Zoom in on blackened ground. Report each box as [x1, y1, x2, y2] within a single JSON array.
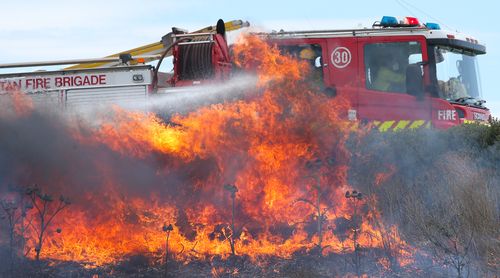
[[0, 250, 440, 278]]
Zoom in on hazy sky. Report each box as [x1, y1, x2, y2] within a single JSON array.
[[1, 0, 498, 116]]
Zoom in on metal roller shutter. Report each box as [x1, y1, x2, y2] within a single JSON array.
[[66, 86, 147, 106]]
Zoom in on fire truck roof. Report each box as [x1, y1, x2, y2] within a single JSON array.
[[257, 25, 486, 55]]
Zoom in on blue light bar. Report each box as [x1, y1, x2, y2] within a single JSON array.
[[425, 22, 441, 30], [380, 16, 399, 27]]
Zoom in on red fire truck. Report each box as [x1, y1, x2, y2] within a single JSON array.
[[255, 16, 490, 130], [0, 17, 490, 130]]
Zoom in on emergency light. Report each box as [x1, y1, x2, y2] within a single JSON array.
[[425, 22, 441, 30], [379, 16, 421, 27], [404, 17, 420, 26], [380, 16, 399, 27]]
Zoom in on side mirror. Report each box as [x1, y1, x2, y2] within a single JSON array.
[[406, 64, 424, 100], [314, 56, 323, 68], [435, 48, 444, 63]]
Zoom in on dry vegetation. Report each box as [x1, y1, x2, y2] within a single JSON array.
[[350, 119, 500, 277]]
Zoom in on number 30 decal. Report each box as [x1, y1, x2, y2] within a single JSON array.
[[331, 47, 352, 69]]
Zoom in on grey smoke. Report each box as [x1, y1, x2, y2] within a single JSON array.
[[348, 127, 500, 276]]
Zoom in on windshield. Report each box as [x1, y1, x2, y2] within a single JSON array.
[[434, 45, 482, 101]]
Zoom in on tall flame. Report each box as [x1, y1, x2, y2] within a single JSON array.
[[7, 34, 413, 267]]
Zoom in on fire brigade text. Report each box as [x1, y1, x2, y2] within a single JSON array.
[[6, 74, 107, 91]]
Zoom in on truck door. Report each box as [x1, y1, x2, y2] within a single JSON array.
[[356, 36, 431, 131], [325, 37, 359, 115]]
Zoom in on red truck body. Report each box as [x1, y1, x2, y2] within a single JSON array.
[[168, 18, 490, 131]]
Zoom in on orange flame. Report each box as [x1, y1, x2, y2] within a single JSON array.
[[10, 34, 414, 268], [1, 89, 34, 117]]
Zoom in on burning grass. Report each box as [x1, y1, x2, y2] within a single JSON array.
[[0, 34, 498, 277]]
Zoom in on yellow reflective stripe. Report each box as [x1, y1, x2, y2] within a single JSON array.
[[462, 120, 490, 126], [379, 121, 395, 132], [393, 120, 411, 131], [356, 119, 430, 132], [409, 120, 425, 129]]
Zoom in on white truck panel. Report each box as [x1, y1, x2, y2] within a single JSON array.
[[66, 86, 147, 106]]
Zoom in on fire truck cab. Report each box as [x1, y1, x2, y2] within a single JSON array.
[[258, 16, 489, 130]]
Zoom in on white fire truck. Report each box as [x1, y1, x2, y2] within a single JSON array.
[[0, 19, 247, 108]]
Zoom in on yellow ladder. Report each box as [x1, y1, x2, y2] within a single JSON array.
[[65, 19, 249, 70]]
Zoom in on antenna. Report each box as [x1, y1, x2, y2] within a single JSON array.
[[394, 0, 455, 31]]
